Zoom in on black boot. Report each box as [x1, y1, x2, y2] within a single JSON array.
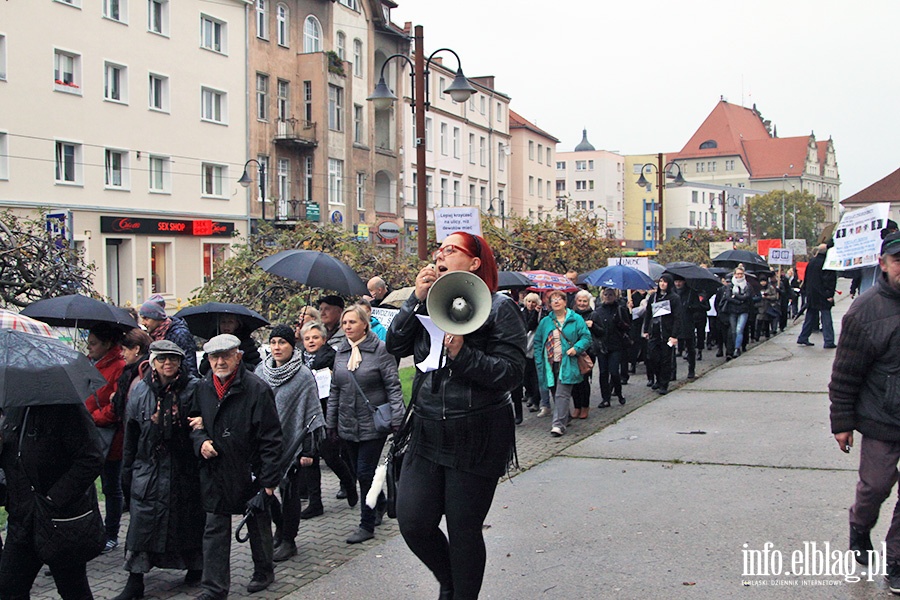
[[111, 573, 144, 600], [513, 398, 523, 425], [301, 463, 324, 519]]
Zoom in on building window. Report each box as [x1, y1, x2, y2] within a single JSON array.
[[328, 85, 343, 131], [203, 243, 228, 284], [528, 141, 534, 160], [453, 180, 460, 206], [353, 39, 363, 78], [0, 35, 5, 81], [440, 123, 448, 155], [498, 143, 505, 171], [200, 15, 225, 53], [588, 160, 594, 170], [53, 49, 81, 93], [528, 176, 534, 196], [547, 147, 551, 165], [480, 186, 486, 212], [201, 87, 225, 123], [276, 79, 289, 121], [696, 162, 705, 173], [336, 31, 345, 60], [556, 180, 565, 192], [557, 161, 565, 170], [104, 149, 128, 189], [589, 180, 594, 190], [576, 160, 586, 171], [277, 158, 289, 215], [537, 144, 543, 164], [256, 0, 268, 39], [148, 73, 168, 111], [148, 0, 168, 35], [303, 16, 322, 53], [150, 242, 170, 294], [356, 172, 365, 209], [256, 74, 268, 121], [328, 159, 343, 205], [54, 141, 81, 184], [725, 159, 735, 171], [496, 102, 502, 122], [0, 133, 8, 180], [468, 184, 475, 207], [468, 134, 474, 164], [425, 176, 433, 208], [479, 137, 486, 166], [453, 128, 460, 158], [440, 178, 448, 207], [689, 211, 696, 226], [709, 161, 717, 172], [202, 163, 225, 197], [276, 4, 289, 46], [479, 96, 485, 115], [338, 0, 360, 10], [149, 155, 170, 192], [104, 62, 126, 103], [575, 180, 587, 191], [692, 190, 698, 203], [256, 155, 268, 202], [468, 95, 475, 112], [303, 80, 312, 121], [103, 0, 125, 23], [547, 181, 551, 200], [425, 118, 432, 151], [353, 104, 363, 144]]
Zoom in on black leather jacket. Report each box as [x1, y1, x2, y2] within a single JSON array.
[[386, 292, 526, 420]]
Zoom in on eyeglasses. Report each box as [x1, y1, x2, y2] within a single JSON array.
[[209, 351, 237, 363], [155, 355, 181, 364], [431, 244, 473, 262]]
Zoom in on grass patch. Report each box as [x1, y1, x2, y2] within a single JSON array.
[[400, 365, 415, 405]]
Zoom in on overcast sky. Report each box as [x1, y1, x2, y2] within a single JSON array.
[[390, 0, 898, 198]]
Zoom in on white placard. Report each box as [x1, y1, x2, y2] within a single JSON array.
[[312, 368, 332, 399], [607, 256, 649, 276], [434, 207, 483, 242], [767, 248, 794, 266], [414, 315, 445, 372], [786, 238, 808, 257], [828, 203, 890, 270], [651, 299, 671, 317], [371, 307, 398, 330], [709, 241, 735, 259]]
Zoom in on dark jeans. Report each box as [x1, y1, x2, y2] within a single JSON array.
[[596, 350, 621, 401], [279, 458, 320, 542], [318, 398, 356, 493], [397, 453, 499, 600], [201, 510, 273, 599], [849, 436, 900, 562], [681, 333, 696, 376], [646, 337, 673, 389], [101, 458, 123, 541], [345, 437, 387, 532], [0, 524, 93, 600], [571, 375, 591, 409], [797, 306, 834, 346]]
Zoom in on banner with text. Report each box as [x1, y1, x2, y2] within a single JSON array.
[[434, 207, 482, 242], [768, 248, 793, 266], [608, 256, 650, 276], [827, 203, 890, 270], [709, 241, 735, 260]]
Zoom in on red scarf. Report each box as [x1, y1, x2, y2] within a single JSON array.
[[149, 317, 172, 342], [213, 369, 238, 400]]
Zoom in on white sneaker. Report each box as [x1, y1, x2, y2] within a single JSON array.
[[550, 426, 563, 437], [537, 407, 551, 418]]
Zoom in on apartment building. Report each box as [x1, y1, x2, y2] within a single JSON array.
[[555, 130, 624, 238], [508, 110, 558, 222], [0, 0, 249, 306]]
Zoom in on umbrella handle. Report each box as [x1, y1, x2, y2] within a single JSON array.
[[235, 513, 251, 543]]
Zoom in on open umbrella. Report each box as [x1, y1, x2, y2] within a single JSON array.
[[663, 262, 723, 297], [175, 302, 269, 339], [258, 250, 367, 297], [647, 260, 666, 280], [0, 309, 58, 338], [580, 265, 654, 290], [712, 250, 770, 272], [380, 286, 416, 308], [498, 271, 532, 290], [22, 295, 138, 330], [0, 329, 108, 408], [522, 270, 578, 292]]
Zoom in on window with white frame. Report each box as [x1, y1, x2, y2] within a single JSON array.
[[453, 128, 460, 158], [589, 180, 594, 190], [538, 178, 543, 198], [104, 149, 129, 189], [725, 159, 734, 171], [150, 241, 170, 294], [588, 160, 594, 170], [203, 243, 228, 284], [468, 95, 475, 112], [708, 161, 716, 172], [496, 102, 502, 122], [537, 144, 543, 164], [468, 134, 474, 164], [202, 163, 225, 197], [328, 85, 343, 131], [103, 0, 126, 22], [497, 143, 505, 171], [424, 118, 433, 151], [336, 31, 345, 60], [57, 0, 81, 7], [480, 187, 486, 212], [148, 155, 170, 192], [148, 73, 168, 111], [256, 0, 268, 39], [276, 4, 289, 46], [276, 79, 289, 121], [104, 62, 126, 103], [556, 180, 565, 192], [54, 49, 81, 92], [528, 176, 534, 196], [277, 158, 289, 214], [440, 178, 448, 207], [689, 211, 696, 226], [328, 158, 343, 205], [438, 77, 445, 95], [0, 35, 7, 80], [303, 16, 322, 53], [528, 141, 534, 160], [575, 180, 587, 190], [201, 87, 225, 123], [0, 132, 8, 180], [546, 181, 551, 200], [426, 176, 433, 208], [468, 184, 475, 206], [353, 104, 363, 144], [575, 160, 586, 171], [479, 137, 485, 166], [353, 39, 362, 77], [55, 141, 81, 184], [453, 181, 460, 206], [338, 0, 359, 9], [303, 80, 312, 122], [255, 155, 268, 202], [557, 161, 566, 170], [200, 15, 225, 53], [256, 73, 268, 121], [440, 123, 447, 155], [356, 172, 365, 209], [479, 96, 485, 115], [546, 147, 551, 165], [148, 0, 168, 35]]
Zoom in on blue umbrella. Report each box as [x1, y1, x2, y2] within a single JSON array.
[[581, 265, 655, 290]]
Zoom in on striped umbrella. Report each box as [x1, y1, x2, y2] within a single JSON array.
[[0, 309, 57, 338]]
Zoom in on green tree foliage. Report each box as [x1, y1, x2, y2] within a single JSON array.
[[657, 228, 732, 265], [742, 190, 825, 246]]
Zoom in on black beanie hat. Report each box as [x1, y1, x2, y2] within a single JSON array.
[[269, 324, 296, 348]]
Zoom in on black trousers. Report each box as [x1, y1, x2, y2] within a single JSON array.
[[647, 337, 673, 389], [571, 375, 591, 409], [0, 524, 93, 600], [345, 438, 387, 532], [397, 454, 499, 600], [201, 510, 273, 599], [597, 350, 622, 401]]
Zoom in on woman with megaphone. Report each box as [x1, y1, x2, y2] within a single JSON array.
[[386, 232, 527, 600]]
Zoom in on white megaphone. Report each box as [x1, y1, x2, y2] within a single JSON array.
[[426, 271, 492, 336]]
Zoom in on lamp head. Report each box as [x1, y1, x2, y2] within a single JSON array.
[[367, 76, 397, 110], [671, 170, 686, 186], [635, 172, 650, 188], [238, 170, 253, 188], [444, 68, 477, 103]]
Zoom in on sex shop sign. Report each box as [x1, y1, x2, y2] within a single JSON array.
[[101, 216, 234, 237]]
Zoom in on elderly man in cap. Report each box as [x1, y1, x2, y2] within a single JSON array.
[[318, 295, 346, 350], [830, 231, 900, 592], [189, 334, 282, 598], [139, 294, 199, 376]]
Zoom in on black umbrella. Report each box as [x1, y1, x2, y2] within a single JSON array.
[[257, 250, 367, 296], [711, 249, 770, 272], [498, 271, 531, 290], [22, 294, 138, 330], [707, 267, 731, 277], [663, 262, 723, 297], [0, 329, 108, 408], [175, 302, 269, 339]]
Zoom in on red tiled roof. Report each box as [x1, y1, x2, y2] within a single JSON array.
[[672, 100, 770, 159], [742, 136, 808, 179], [509, 109, 560, 143], [842, 167, 900, 205]]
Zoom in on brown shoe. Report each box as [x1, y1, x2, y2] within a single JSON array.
[[579, 408, 589, 419]]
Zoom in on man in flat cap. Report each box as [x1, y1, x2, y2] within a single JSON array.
[[189, 334, 282, 598]]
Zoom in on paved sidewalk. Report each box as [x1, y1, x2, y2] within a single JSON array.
[[31, 287, 857, 599]]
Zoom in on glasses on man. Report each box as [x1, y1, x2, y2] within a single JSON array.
[[208, 351, 237, 363], [431, 244, 473, 262]]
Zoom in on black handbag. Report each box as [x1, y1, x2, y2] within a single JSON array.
[[348, 370, 393, 434], [18, 407, 105, 565]]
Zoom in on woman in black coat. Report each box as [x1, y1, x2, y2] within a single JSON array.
[[0, 403, 104, 600], [642, 273, 685, 395], [589, 288, 631, 406]]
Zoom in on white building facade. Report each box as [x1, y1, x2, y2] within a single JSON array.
[[555, 131, 624, 238]]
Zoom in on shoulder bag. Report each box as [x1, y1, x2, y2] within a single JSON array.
[[348, 371, 393, 435], [553, 318, 593, 375], [18, 407, 105, 565]]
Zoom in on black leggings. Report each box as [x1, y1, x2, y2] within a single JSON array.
[[397, 454, 499, 600]]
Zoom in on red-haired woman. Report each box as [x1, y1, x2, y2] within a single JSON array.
[[387, 232, 526, 600]]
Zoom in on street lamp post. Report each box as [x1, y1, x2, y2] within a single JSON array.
[[238, 159, 267, 222], [367, 26, 477, 260], [635, 153, 685, 246], [488, 196, 505, 230]]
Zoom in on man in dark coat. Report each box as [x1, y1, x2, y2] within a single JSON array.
[[797, 243, 838, 348], [673, 277, 707, 380], [190, 334, 283, 598], [829, 232, 900, 591]]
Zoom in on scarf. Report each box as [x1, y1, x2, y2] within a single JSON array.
[[545, 326, 562, 364], [149, 317, 172, 342], [149, 369, 185, 441], [347, 336, 364, 372], [732, 278, 747, 294], [213, 368, 238, 401], [300, 349, 317, 369], [258, 349, 305, 388]]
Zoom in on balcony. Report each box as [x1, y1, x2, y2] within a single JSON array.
[[274, 118, 317, 150]]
